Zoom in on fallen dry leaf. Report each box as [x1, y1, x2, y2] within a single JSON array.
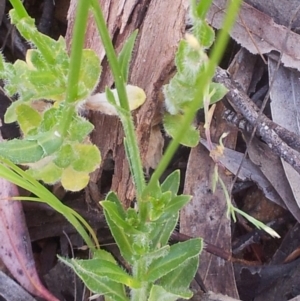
[[0, 270, 37, 301], [0, 179, 59, 301], [245, 0, 300, 29], [269, 59, 300, 211], [244, 133, 300, 222], [200, 138, 286, 209], [207, 0, 300, 71]]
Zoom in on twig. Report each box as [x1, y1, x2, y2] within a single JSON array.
[[213, 67, 300, 175], [220, 3, 300, 193], [223, 108, 300, 153]]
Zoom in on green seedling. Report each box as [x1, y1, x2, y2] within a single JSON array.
[[0, 5, 101, 191], [61, 170, 202, 301], [58, 1, 243, 300], [162, 8, 228, 147], [162, 0, 279, 238], [0, 1, 146, 191]]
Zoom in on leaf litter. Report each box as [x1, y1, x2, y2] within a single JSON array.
[[197, 0, 300, 300], [2, 0, 300, 301]]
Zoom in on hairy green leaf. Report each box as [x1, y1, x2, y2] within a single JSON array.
[[0, 139, 44, 164], [142, 179, 162, 201], [101, 201, 142, 235], [149, 191, 172, 221], [40, 107, 60, 132], [65, 257, 140, 288], [72, 144, 101, 172], [163, 195, 192, 218], [146, 238, 202, 282], [148, 284, 192, 301], [105, 192, 127, 218], [149, 212, 179, 249], [27, 161, 62, 184], [15, 103, 42, 135], [54, 144, 75, 168], [0, 130, 63, 164], [161, 170, 180, 196], [209, 82, 228, 103], [163, 113, 199, 147], [102, 203, 136, 265], [93, 249, 118, 263], [76, 49, 101, 101], [4, 100, 22, 124], [118, 30, 138, 82], [135, 246, 169, 272], [59, 257, 129, 301], [160, 254, 200, 293], [193, 19, 215, 49], [68, 116, 94, 142], [34, 131, 63, 155], [61, 167, 89, 191], [191, 0, 213, 20]]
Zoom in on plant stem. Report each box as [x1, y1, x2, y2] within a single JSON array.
[[59, 0, 89, 137], [192, 0, 214, 19], [58, 105, 75, 137], [9, 0, 56, 65], [131, 260, 149, 301], [89, 0, 129, 111], [148, 0, 242, 190], [65, 0, 89, 104], [9, 0, 28, 19], [89, 0, 146, 202]]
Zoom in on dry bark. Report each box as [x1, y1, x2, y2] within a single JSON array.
[[66, 0, 187, 207]]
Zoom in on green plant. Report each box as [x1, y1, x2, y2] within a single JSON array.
[[0, 0, 277, 300], [0, 1, 101, 191], [61, 172, 202, 300], [0, 1, 148, 193], [160, 0, 279, 238]]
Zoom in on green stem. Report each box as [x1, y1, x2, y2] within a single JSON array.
[[59, 0, 90, 136], [9, 0, 55, 65], [65, 0, 89, 103], [89, 0, 129, 111], [192, 0, 214, 19], [9, 0, 28, 18], [131, 260, 150, 301], [218, 175, 232, 218], [148, 0, 242, 190], [89, 0, 146, 202], [58, 105, 76, 137]]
